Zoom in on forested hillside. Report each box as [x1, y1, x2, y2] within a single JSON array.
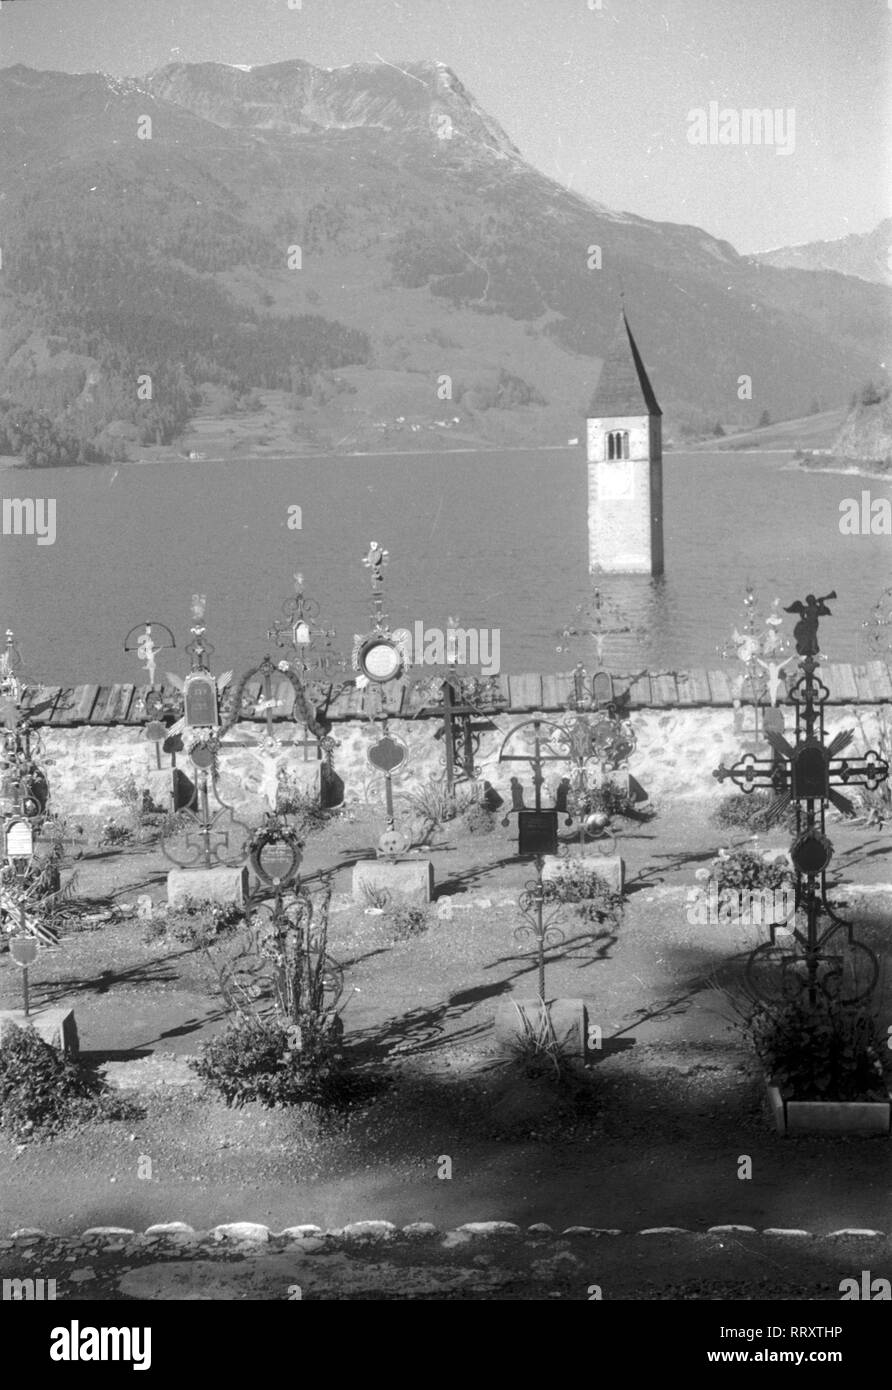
[[1, 60, 889, 463]]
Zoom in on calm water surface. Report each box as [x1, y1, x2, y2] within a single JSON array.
[[2, 450, 889, 684]]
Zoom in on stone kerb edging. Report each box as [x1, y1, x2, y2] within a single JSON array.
[[3, 1221, 886, 1246], [5, 1221, 887, 1299]]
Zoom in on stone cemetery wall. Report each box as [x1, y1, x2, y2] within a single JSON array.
[[22, 663, 892, 824]]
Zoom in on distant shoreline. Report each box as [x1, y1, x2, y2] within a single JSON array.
[[5, 443, 877, 470], [0, 443, 812, 470], [786, 456, 892, 483]]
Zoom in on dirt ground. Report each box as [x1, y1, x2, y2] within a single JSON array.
[[1, 803, 890, 1241]]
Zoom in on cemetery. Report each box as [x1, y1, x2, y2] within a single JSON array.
[[0, 562, 890, 1296]]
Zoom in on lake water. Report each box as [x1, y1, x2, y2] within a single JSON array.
[[1, 449, 889, 685]]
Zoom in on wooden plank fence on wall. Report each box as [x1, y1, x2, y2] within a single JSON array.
[[22, 663, 892, 726]]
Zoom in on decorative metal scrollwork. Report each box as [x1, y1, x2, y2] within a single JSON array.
[[225, 654, 337, 761], [243, 846, 346, 1025], [0, 632, 50, 825], [513, 859, 566, 1001], [267, 572, 347, 710], [713, 590, 887, 1007]]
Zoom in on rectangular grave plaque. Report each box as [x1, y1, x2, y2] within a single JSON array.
[[183, 672, 219, 728], [518, 810, 558, 857]]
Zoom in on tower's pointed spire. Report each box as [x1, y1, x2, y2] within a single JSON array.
[[588, 311, 661, 417]]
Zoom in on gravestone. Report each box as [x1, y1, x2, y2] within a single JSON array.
[[167, 865, 249, 911], [0, 1008, 79, 1058], [542, 846, 624, 894]]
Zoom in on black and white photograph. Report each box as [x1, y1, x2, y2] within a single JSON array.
[[0, 0, 889, 1347]]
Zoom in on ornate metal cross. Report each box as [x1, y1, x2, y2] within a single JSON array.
[[266, 571, 347, 712], [498, 718, 570, 817], [714, 590, 889, 1005], [158, 597, 249, 870], [412, 674, 503, 793], [514, 857, 566, 1002], [351, 544, 413, 855], [123, 621, 176, 690], [0, 631, 51, 825]]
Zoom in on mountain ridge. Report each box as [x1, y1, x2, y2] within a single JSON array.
[[0, 59, 888, 463], [753, 219, 892, 287]]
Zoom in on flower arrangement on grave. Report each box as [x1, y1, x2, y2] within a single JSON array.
[[724, 990, 889, 1105], [697, 846, 793, 897], [190, 873, 351, 1108], [179, 725, 222, 770], [246, 817, 306, 861]]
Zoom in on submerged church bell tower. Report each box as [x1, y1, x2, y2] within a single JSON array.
[[586, 312, 664, 576]]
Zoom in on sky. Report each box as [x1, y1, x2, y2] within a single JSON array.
[[1, 0, 889, 254]]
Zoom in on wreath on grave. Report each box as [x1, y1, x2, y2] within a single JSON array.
[[180, 726, 222, 774], [246, 819, 306, 857]]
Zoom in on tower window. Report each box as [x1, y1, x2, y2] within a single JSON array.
[[606, 431, 629, 460]]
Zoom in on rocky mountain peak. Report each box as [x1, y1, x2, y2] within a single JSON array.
[[144, 57, 521, 155]]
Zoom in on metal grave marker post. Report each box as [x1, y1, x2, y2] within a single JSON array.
[[232, 570, 346, 809], [366, 731, 408, 833], [159, 596, 249, 870], [0, 629, 51, 825], [9, 935, 38, 1017], [267, 571, 348, 714], [514, 859, 566, 1003], [124, 622, 177, 769], [5, 815, 36, 1013], [351, 543, 415, 856], [714, 589, 889, 1006], [412, 674, 504, 795], [244, 816, 344, 1038], [720, 589, 792, 747]]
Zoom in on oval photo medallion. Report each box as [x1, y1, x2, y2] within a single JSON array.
[[190, 742, 215, 769], [359, 638, 402, 683], [257, 838, 301, 883]]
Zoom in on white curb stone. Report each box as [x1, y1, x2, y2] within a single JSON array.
[[212, 1222, 271, 1243], [457, 1222, 521, 1237], [339, 1221, 399, 1242], [827, 1228, 884, 1238]]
